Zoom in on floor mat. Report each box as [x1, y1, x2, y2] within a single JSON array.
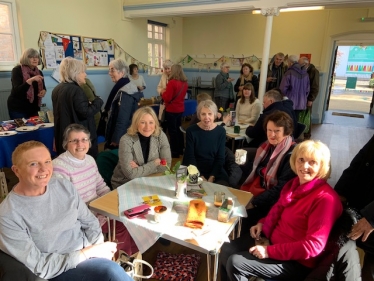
[[332, 112, 365, 118]]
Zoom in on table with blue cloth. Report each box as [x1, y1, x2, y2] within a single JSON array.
[[0, 127, 55, 168], [151, 99, 197, 117]]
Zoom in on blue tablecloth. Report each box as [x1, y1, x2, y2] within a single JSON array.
[[0, 127, 55, 168], [151, 99, 197, 117]]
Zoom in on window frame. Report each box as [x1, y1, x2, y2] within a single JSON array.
[[147, 20, 167, 72], [0, 0, 22, 70]]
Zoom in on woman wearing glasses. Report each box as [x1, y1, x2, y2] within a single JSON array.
[[52, 57, 103, 158], [7, 48, 47, 119], [53, 124, 138, 256]]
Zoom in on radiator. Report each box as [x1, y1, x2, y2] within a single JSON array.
[[0, 90, 10, 121]]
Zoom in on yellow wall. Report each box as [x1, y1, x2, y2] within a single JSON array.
[[14, 0, 183, 66], [182, 8, 374, 71]]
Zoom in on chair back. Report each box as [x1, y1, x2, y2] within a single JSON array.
[[96, 149, 119, 190], [295, 122, 306, 140]]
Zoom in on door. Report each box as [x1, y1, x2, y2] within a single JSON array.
[[325, 46, 338, 111]]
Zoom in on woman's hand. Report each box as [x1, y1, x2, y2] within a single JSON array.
[[138, 86, 144, 91], [208, 176, 215, 182], [249, 245, 268, 259], [201, 176, 207, 182], [38, 89, 46, 98], [222, 114, 231, 125], [239, 85, 244, 91], [154, 158, 161, 166], [250, 223, 263, 240], [27, 75, 44, 85], [81, 242, 117, 260], [110, 142, 118, 147], [227, 78, 235, 82], [130, 160, 139, 168], [217, 112, 222, 119]]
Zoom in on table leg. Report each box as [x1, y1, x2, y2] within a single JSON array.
[[107, 217, 111, 241], [207, 254, 211, 281], [213, 252, 219, 281], [112, 220, 116, 241], [232, 139, 235, 151]]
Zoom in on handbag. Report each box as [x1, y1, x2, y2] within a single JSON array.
[[158, 85, 186, 122], [298, 108, 311, 132], [97, 111, 108, 136], [118, 251, 154, 281]]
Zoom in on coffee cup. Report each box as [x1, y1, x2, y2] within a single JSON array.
[[234, 125, 240, 134], [154, 206, 167, 223], [235, 149, 247, 165]]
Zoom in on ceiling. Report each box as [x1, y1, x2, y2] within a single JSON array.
[[123, 0, 374, 18]]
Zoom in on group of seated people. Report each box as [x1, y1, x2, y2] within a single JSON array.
[[2, 53, 374, 280]]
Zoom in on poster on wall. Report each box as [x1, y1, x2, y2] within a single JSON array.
[[300, 53, 312, 63], [38, 31, 115, 69], [346, 46, 374, 74]]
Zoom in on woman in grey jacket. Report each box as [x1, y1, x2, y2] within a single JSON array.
[[111, 106, 172, 189], [214, 62, 235, 110]]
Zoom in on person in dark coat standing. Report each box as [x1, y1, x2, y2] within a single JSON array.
[[299, 56, 320, 139], [52, 57, 103, 159], [104, 59, 143, 150], [335, 134, 374, 280], [265, 52, 288, 91], [8, 48, 46, 119], [245, 90, 297, 148]]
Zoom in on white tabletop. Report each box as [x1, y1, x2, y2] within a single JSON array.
[[117, 175, 247, 254]]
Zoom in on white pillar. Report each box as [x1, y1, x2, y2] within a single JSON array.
[[258, 8, 279, 102]]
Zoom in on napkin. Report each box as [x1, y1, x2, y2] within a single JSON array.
[[184, 199, 206, 229]]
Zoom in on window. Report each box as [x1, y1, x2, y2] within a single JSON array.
[[147, 20, 167, 69], [0, 0, 21, 69]]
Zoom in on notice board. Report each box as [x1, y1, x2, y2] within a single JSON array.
[[38, 31, 115, 69]]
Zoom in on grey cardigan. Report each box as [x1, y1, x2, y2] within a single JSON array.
[[111, 131, 172, 189]]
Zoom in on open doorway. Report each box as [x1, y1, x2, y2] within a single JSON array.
[[326, 45, 374, 114], [323, 44, 374, 128]]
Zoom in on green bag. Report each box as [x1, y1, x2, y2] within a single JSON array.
[[298, 109, 311, 132]]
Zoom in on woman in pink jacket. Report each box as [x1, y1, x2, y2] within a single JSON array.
[[221, 140, 343, 281]]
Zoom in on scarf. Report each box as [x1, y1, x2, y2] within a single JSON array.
[[241, 135, 294, 192], [104, 77, 129, 112], [21, 65, 43, 106], [266, 63, 285, 91], [237, 73, 253, 98], [262, 177, 327, 239]]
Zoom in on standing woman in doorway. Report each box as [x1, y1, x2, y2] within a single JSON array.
[[162, 64, 188, 158], [129, 63, 147, 94], [8, 48, 46, 119]]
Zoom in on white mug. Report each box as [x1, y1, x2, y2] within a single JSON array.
[[235, 149, 247, 165]]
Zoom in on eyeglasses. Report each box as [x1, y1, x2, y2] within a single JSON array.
[[109, 68, 118, 73], [68, 138, 89, 144]]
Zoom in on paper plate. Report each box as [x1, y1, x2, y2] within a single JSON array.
[[0, 131, 18, 136], [187, 177, 203, 186], [16, 126, 39, 132], [36, 123, 54, 128]]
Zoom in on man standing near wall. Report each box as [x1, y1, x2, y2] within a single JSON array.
[[280, 55, 310, 120], [299, 56, 320, 139], [265, 52, 288, 91]]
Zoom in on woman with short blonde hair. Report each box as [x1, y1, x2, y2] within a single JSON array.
[[111, 106, 171, 188]]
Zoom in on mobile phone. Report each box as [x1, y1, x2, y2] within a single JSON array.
[[123, 204, 151, 219]]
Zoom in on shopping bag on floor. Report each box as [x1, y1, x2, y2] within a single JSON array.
[[117, 251, 153, 281], [298, 108, 311, 132]]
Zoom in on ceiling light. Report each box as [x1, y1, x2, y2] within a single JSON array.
[[252, 6, 324, 14]]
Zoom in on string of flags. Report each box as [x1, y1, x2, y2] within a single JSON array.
[[115, 42, 262, 74]]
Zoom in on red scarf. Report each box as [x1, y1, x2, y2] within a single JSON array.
[[241, 136, 294, 192], [21, 65, 43, 106]]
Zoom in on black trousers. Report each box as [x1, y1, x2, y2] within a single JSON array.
[[165, 111, 184, 158], [0, 250, 37, 281], [219, 233, 311, 281]]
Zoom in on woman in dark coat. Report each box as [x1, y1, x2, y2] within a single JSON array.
[[52, 57, 103, 158], [8, 48, 46, 119], [104, 59, 143, 150]]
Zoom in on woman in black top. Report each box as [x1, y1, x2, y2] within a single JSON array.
[[8, 48, 46, 119]]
